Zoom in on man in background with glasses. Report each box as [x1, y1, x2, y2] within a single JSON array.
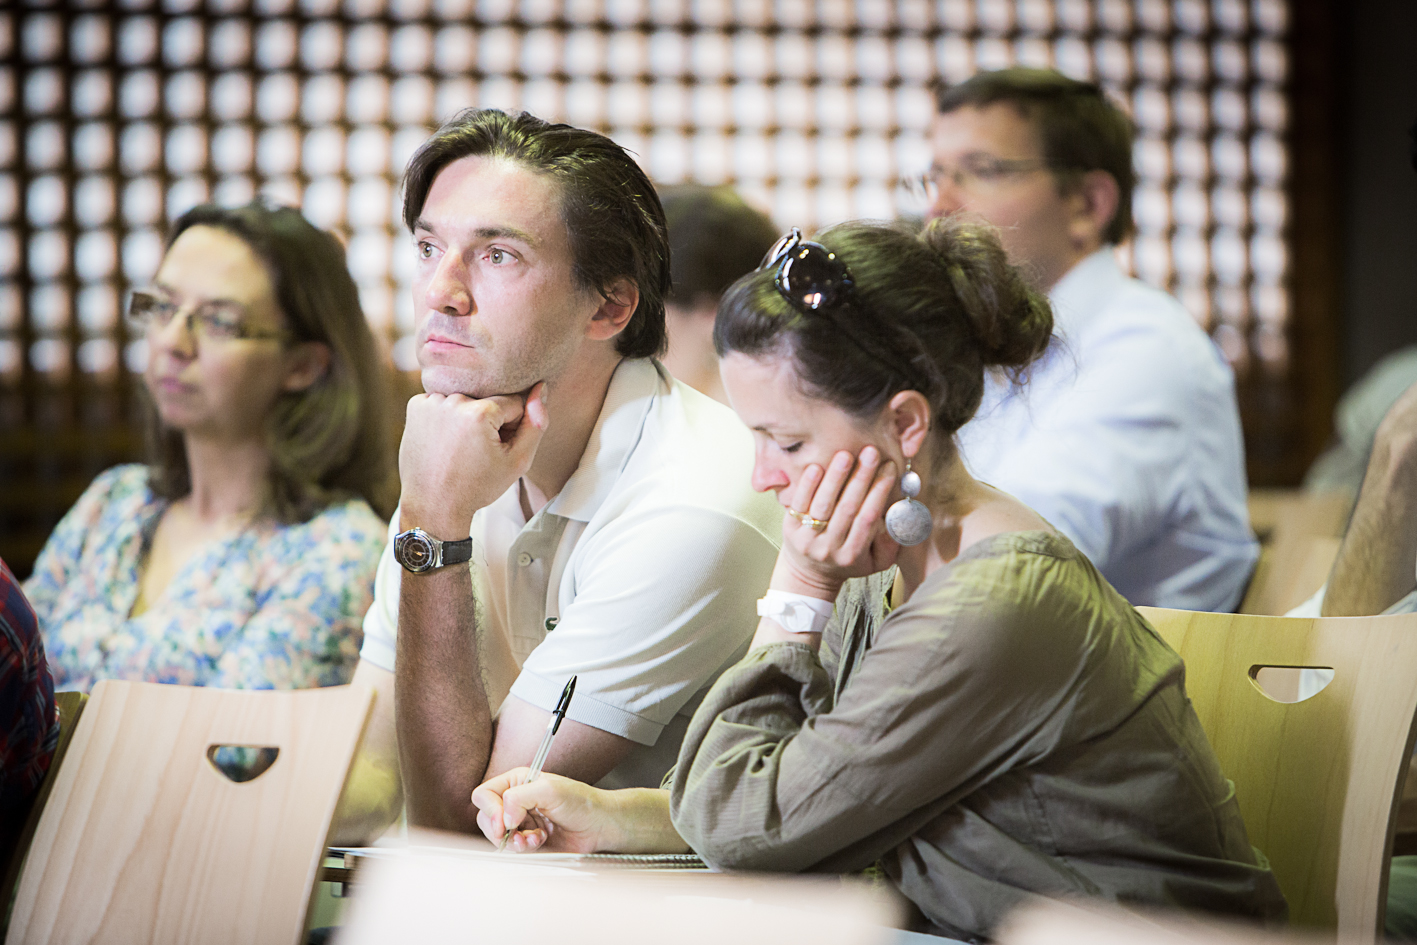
[[922, 67, 1257, 613]]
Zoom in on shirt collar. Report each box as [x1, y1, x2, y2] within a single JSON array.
[[546, 357, 664, 523], [1046, 246, 1124, 339]]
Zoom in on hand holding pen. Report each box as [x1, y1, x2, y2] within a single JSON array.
[[495, 675, 577, 852]]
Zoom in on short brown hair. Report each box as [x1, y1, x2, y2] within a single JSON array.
[[402, 109, 670, 359], [660, 184, 778, 308], [149, 202, 398, 523], [936, 68, 1136, 244]]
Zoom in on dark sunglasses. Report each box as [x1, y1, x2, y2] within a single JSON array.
[[760, 227, 855, 313]]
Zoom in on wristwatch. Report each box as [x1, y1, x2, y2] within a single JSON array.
[[393, 527, 473, 574]]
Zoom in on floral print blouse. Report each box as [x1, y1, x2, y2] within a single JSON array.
[[24, 465, 387, 692]]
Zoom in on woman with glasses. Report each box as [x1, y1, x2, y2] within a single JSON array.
[[24, 202, 396, 692], [472, 218, 1286, 940]]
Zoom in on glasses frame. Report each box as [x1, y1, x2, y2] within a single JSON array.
[[907, 156, 1058, 205], [126, 288, 289, 344]]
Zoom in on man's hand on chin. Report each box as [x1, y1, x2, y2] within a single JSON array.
[[398, 382, 550, 535]]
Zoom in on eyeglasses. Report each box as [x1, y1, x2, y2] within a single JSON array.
[[761, 227, 855, 314], [127, 289, 287, 343], [906, 155, 1053, 203]]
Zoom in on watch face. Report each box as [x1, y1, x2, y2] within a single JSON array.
[[396, 531, 436, 573]]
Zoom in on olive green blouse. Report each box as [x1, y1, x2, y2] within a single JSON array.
[[669, 531, 1287, 941]]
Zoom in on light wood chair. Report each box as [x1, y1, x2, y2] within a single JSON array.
[[1, 691, 87, 937], [5, 680, 374, 945], [1138, 607, 1417, 939]]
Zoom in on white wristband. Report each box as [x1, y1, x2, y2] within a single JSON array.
[[757, 590, 835, 635]]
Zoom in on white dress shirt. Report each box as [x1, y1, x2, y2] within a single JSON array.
[[955, 248, 1258, 612], [361, 358, 784, 789]]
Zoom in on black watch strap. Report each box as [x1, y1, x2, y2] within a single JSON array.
[[440, 536, 473, 566]]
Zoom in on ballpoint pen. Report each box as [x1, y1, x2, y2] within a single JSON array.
[[497, 674, 577, 851]]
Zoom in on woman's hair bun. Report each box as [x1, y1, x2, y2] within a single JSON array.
[[918, 216, 1053, 373], [714, 216, 1054, 438]]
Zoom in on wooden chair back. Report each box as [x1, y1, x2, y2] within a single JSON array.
[[5, 681, 374, 945], [1138, 607, 1417, 938], [1, 692, 87, 937]]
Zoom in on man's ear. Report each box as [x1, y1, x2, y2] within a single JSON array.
[[1066, 170, 1120, 251], [886, 390, 932, 459], [281, 341, 332, 393], [587, 277, 640, 342]]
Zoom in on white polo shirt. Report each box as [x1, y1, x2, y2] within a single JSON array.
[[361, 358, 783, 789]]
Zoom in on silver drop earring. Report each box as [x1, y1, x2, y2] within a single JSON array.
[[885, 458, 933, 546]]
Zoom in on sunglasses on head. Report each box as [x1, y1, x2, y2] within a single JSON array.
[[760, 227, 855, 314], [757, 227, 925, 389]]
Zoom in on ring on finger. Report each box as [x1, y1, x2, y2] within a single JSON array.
[[787, 508, 829, 531]]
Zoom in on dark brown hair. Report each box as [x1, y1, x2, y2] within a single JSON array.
[[660, 184, 778, 307], [936, 67, 1137, 244], [148, 201, 398, 523], [402, 109, 670, 359], [715, 217, 1053, 438]]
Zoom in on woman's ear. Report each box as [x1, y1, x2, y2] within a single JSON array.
[[281, 341, 332, 393], [886, 390, 931, 459], [587, 277, 640, 341]]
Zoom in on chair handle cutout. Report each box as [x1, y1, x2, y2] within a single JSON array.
[[206, 745, 280, 783], [1248, 665, 1335, 703]]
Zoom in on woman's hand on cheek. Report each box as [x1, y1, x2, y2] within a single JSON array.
[[776, 445, 900, 599]]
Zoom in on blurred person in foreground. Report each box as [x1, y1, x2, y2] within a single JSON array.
[[24, 202, 396, 692], [332, 111, 781, 843], [658, 184, 778, 403], [1288, 379, 1417, 942], [0, 557, 57, 868], [926, 67, 1256, 612], [473, 218, 1286, 942]]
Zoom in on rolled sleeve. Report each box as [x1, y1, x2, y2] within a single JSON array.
[[511, 506, 778, 746], [513, 669, 664, 745]]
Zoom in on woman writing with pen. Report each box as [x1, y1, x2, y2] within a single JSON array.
[[473, 219, 1286, 941]]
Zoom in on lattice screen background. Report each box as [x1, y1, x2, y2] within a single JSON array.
[[2, 0, 1292, 574]]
